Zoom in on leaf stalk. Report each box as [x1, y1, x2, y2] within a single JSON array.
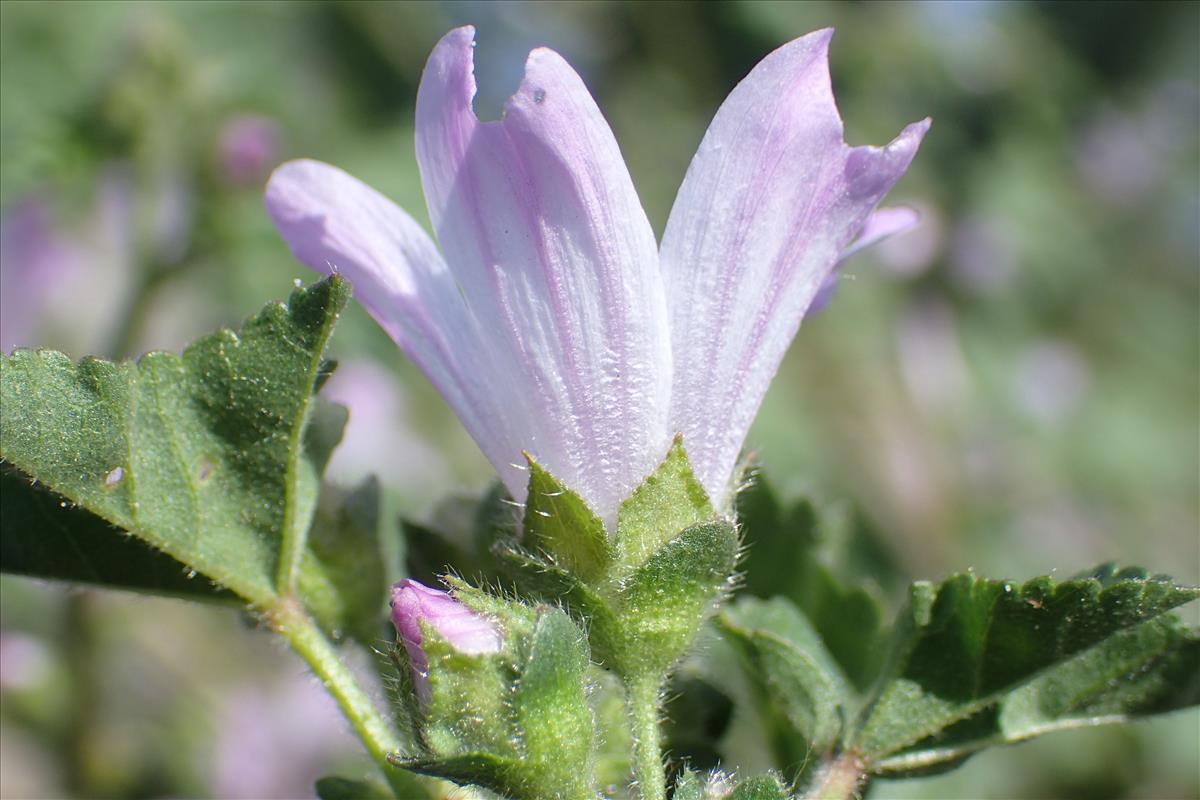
[[269, 597, 412, 799]]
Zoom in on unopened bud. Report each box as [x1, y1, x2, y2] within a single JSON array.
[[388, 579, 502, 704]]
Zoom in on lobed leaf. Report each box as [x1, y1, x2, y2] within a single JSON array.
[[875, 614, 1200, 776], [0, 467, 234, 602], [719, 597, 851, 766], [855, 567, 1200, 764], [735, 476, 892, 691], [0, 277, 349, 608]]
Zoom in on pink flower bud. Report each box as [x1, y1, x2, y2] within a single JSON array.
[[389, 579, 502, 705]]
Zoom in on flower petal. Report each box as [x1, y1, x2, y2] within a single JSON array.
[[840, 206, 922, 261], [264, 159, 489, 449], [660, 29, 928, 508], [415, 26, 671, 523], [810, 206, 924, 313]]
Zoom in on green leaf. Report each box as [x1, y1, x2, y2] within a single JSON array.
[[0, 277, 350, 607], [298, 477, 386, 644], [523, 455, 611, 582], [0, 467, 234, 602], [854, 567, 1200, 765], [313, 775, 395, 800], [875, 615, 1200, 776], [736, 477, 891, 691], [719, 597, 852, 763], [614, 436, 712, 576]]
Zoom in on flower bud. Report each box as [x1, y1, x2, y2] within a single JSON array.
[[388, 579, 502, 704]]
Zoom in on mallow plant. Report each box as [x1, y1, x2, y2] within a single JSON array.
[[1, 26, 1195, 800]]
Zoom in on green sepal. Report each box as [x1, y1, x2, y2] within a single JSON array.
[[611, 520, 738, 677], [522, 454, 612, 582], [719, 596, 851, 766], [418, 584, 532, 758], [398, 588, 596, 800], [672, 768, 704, 800], [854, 566, 1200, 767], [497, 443, 737, 681], [491, 542, 624, 665], [725, 773, 791, 800], [613, 435, 712, 576], [512, 605, 596, 797]]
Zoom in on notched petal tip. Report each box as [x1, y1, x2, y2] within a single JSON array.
[[898, 117, 933, 145], [434, 24, 477, 53], [499, 45, 581, 121], [844, 119, 930, 200], [420, 25, 480, 115]]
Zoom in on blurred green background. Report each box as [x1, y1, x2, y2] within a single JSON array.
[[1, 1, 1196, 798]]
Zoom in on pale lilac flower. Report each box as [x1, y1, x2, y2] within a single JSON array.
[[218, 115, 281, 187], [389, 579, 503, 705], [1, 172, 134, 356], [0, 199, 81, 353], [266, 26, 927, 520]]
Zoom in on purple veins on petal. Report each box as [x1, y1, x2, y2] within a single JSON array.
[[265, 25, 927, 526], [660, 28, 928, 509]]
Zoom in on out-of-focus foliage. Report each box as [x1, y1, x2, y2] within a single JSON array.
[[1, 1, 1196, 798]]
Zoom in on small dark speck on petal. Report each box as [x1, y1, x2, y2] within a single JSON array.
[[533, 89, 546, 105]]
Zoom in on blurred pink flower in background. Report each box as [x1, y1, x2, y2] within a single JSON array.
[[318, 359, 449, 491], [217, 115, 281, 187], [0, 199, 83, 353], [0, 171, 134, 356], [0, 632, 51, 692], [1011, 339, 1091, 426], [211, 675, 360, 799]]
